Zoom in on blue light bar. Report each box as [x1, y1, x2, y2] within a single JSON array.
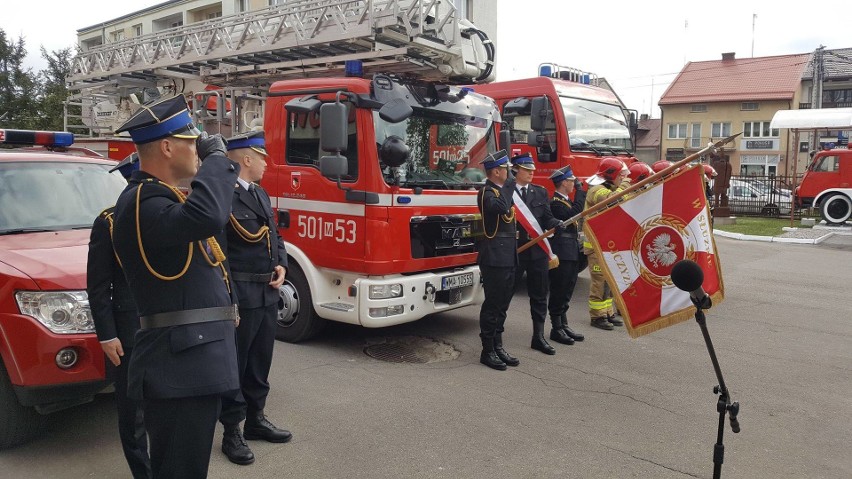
[[0, 129, 75, 147], [345, 60, 363, 77], [539, 65, 552, 77]]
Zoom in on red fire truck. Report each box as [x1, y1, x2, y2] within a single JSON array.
[[475, 64, 639, 191], [266, 75, 500, 342], [0, 129, 127, 449], [796, 147, 852, 224]]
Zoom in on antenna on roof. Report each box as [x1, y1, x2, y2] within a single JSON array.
[[751, 14, 757, 57]]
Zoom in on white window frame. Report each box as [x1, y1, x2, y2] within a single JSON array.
[[741, 102, 759, 111], [711, 122, 731, 138], [743, 121, 779, 138], [668, 123, 687, 139], [690, 123, 702, 148], [132, 24, 143, 37]]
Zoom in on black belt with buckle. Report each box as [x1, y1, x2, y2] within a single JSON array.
[[231, 271, 274, 282], [140, 305, 238, 330]]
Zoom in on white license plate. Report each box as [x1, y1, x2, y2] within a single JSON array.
[[441, 272, 474, 290]]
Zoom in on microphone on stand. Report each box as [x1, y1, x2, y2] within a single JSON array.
[[671, 260, 712, 309]]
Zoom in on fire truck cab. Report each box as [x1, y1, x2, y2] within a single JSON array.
[[474, 64, 639, 192], [797, 147, 852, 224], [0, 129, 126, 449], [266, 74, 500, 342]]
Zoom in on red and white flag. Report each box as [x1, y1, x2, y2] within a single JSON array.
[[513, 191, 559, 269], [583, 166, 724, 338]]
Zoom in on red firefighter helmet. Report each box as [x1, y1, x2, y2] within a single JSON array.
[[587, 157, 628, 185], [703, 164, 718, 179], [628, 162, 654, 183], [652, 160, 672, 173]]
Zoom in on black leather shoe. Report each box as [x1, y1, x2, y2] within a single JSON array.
[[495, 347, 520, 367], [222, 427, 255, 465], [563, 326, 585, 341], [480, 350, 508, 370], [244, 414, 293, 443], [591, 317, 614, 330], [549, 328, 575, 345], [531, 335, 556, 355], [607, 315, 624, 327]]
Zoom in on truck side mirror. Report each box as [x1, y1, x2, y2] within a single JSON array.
[[320, 102, 348, 153], [527, 131, 541, 147], [378, 98, 413, 123], [285, 96, 322, 114], [530, 96, 550, 132], [504, 97, 530, 115], [320, 154, 348, 178], [499, 128, 511, 151]]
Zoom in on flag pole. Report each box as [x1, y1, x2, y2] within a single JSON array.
[[517, 133, 741, 254]]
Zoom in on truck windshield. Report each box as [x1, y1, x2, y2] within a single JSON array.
[[374, 109, 496, 189], [0, 162, 127, 234], [559, 96, 634, 153]]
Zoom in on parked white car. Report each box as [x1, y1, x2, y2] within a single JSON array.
[[726, 179, 792, 215]]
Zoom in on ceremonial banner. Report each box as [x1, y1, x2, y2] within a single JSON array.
[[512, 191, 559, 269], [584, 166, 724, 338]]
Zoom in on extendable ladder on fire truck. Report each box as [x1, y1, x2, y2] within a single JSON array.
[[66, 0, 493, 136]]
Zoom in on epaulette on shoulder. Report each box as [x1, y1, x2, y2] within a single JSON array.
[[99, 206, 116, 218]]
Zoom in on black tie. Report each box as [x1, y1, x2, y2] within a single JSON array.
[[521, 186, 528, 202], [249, 184, 263, 207]]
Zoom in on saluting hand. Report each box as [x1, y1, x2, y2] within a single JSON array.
[[196, 132, 228, 161], [270, 265, 286, 289], [100, 339, 124, 367]]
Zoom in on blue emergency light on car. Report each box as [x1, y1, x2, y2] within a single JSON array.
[[345, 60, 363, 77], [0, 129, 74, 147]]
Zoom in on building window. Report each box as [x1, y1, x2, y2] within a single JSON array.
[[207, 11, 222, 19], [741, 102, 759, 111], [452, 0, 471, 20], [690, 123, 702, 148], [711, 122, 731, 139], [667, 123, 687, 139], [270, 0, 286, 5], [740, 154, 780, 176], [132, 24, 143, 37], [691, 105, 707, 113], [743, 121, 779, 138], [237, 0, 249, 12], [110, 30, 125, 42]]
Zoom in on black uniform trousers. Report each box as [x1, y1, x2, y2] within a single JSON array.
[[548, 260, 580, 320], [112, 342, 151, 479], [144, 394, 221, 479], [514, 249, 550, 325], [220, 302, 277, 426], [479, 265, 516, 342]]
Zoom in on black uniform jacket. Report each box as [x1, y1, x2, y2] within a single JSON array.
[[517, 183, 561, 261], [225, 184, 287, 309], [477, 179, 518, 268], [112, 153, 241, 400], [550, 188, 587, 261], [87, 207, 140, 347]]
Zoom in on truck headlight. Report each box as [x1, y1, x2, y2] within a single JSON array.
[[369, 284, 403, 299], [15, 291, 95, 334]]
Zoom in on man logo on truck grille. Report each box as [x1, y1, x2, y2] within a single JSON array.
[[291, 171, 301, 191]]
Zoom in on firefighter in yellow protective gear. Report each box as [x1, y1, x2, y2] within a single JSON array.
[[582, 158, 630, 330]]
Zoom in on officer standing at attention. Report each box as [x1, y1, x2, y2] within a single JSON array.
[[219, 131, 293, 465], [583, 158, 630, 331], [87, 153, 151, 479], [546, 165, 587, 346], [511, 153, 562, 355], [111, 95, 241, 479], [476, 150, 519, 371]]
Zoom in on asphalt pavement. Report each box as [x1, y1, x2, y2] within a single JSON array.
[[1, 236, 851, 478]]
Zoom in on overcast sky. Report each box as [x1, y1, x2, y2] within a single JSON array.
[[4, 0, 849, 117]]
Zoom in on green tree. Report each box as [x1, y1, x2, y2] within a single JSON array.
[[37, 46, 75, 131], [0, 29, 40, 128]]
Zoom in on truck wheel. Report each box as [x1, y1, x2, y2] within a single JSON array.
[[820, 194, 852, 225], [275, 265, 325, 343], [0, 361, 48, 450]]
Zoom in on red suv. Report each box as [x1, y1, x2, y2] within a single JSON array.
[[0, 129, 128, 449]]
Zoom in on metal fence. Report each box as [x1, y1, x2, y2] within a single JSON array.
[[712, 174, 803, 218]]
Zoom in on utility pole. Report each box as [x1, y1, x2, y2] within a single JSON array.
[[810, 46, 825, 151], [751, 14, 757, 57]]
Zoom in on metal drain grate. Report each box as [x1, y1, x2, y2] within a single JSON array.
[[363, 336, 460, 364]]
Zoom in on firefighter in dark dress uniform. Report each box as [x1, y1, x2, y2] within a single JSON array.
[[218, 131, 292, 465], [111, 95, 241, 479], [546, 165, 587, 345], [87, 153, 151, 479], [510, 153, 562, 355], [476, 150, 519, 371]]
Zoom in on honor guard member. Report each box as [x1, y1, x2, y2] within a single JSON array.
[[546, 165, 587, 345], [510, 153, 563, 355], [218, 131, 292, 465], [111, 95, 241, 479], [476, 150, 519, 371], [87, 153, 151, 479], [583, 158, 630, 330]]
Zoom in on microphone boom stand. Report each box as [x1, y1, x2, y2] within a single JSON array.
[[692, 296, 741, 479]]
